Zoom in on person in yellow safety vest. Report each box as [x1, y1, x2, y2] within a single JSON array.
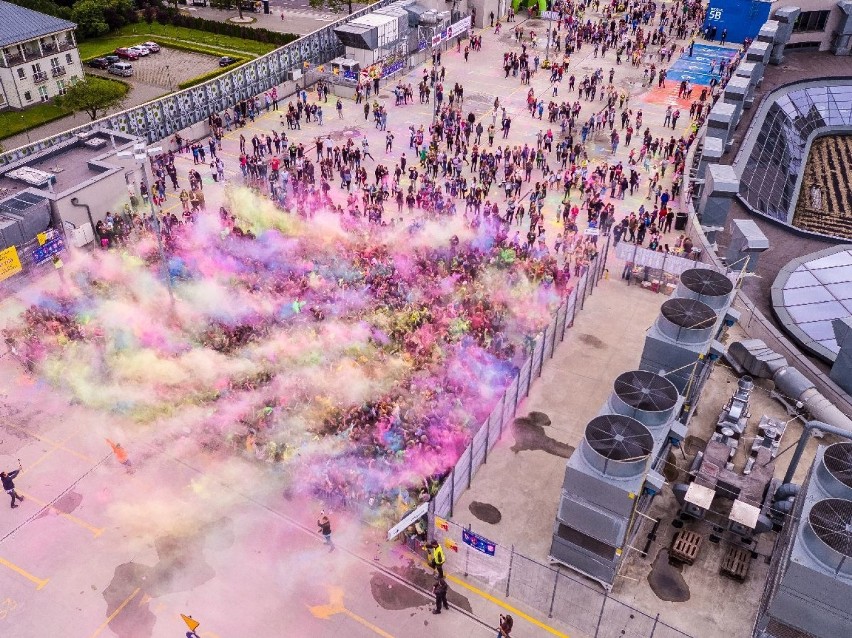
[[427, 541, 445, 578]]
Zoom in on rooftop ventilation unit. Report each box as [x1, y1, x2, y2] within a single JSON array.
[[640, 297, 721, 394], [758, 444, 852, 638], [550, 414, 658, 589], [676, 268, 734, 310], [816, 442, 852, 500], [609, 370, 679, 429], [581, 415, 654, 478]]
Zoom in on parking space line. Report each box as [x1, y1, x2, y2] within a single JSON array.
[[308, 586, 395, 638], [0, 557, 49, 590], [25, 430, 81, 473], [19, 491, 104, 538], [89, 587, 140, 638], [3, 423, 94, 463]]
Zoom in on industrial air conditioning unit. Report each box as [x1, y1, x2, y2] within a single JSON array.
[[549, 371, 680, 588], [639, 268, 736, 394], [757, 442, 852, 638]]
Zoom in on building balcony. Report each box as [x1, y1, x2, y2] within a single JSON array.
[[33, 71, 48, 84], [51, 66, 66, 77], [57, 40, 75, 52]]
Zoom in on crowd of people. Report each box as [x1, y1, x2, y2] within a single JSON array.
[[14, 0, 749, 509]]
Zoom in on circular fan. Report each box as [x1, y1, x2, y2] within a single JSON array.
[[824, 443, 852, 490], [613, 371, 678, 413], [680, 268, 734, 297], [585, 415, 653, 462], [661, 298, 717, 330], [809, 498, 852, 558]]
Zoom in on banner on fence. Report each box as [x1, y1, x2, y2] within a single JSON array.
[[462, 529, 496, 556], [0, 246, 22, 282], [387, 502, 429, 540], [435, 516, 449, 531]]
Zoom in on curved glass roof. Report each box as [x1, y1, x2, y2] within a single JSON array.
[[771, 246, 852, 363], [739, 82, 852, 225]]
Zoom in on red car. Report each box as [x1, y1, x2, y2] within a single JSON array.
[[115, 48, 140, 60]]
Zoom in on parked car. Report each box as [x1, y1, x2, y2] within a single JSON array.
[[127, 45, 150, 57], [114, 48, 139, 60], [219, 56, 238, 67], [142, 41, 160, 53], [87, 57, 109, 69], [105, 55, 120, 65], [108, 62, 133, 77]]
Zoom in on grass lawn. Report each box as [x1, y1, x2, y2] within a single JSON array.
[[0, 76, 129, 141], [78, 23, 278, 61]]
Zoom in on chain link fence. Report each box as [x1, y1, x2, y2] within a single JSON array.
[[431, 233, 610, 519], [431, 515, 693, 638]]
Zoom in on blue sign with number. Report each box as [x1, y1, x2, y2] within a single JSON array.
[[462, 529, 496, 556], [33, 237, 65, 264]]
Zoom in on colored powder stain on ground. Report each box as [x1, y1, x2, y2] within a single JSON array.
[[469, 501, 502, 525], [510, 414, 573, 458], [647, 549, 691, 603]]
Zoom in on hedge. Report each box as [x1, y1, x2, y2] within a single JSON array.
[[155, 8, 299, 47]]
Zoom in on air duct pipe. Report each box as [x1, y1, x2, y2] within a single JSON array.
[[783, 421, 852, 484], [727, 340, 852, 433]]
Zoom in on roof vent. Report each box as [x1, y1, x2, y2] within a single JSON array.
[[656, 298, 717, 344], [816, 442, 852, 500], [581, 415, 653, 478], [610, 370, 679, 427], [802, 498, 852, 575]]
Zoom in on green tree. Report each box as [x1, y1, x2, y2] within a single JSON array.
[[71, 0, 110, 37], [55, 78, 128, 121], [308, 0, 354, 14]]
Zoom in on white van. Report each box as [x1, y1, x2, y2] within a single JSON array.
[[108, 62, 133, 77]]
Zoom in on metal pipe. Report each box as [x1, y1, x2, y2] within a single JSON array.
[[783, 420, 852, 485], [69, 197, 95, 241]]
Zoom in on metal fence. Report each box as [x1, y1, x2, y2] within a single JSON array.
[[430, 233, 610, 520], [431, 515, 693, 638]]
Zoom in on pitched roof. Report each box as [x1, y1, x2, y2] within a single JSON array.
[[0, 1, 76, 48]]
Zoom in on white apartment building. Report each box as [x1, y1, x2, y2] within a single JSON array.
[[0, 0, 83, 110]]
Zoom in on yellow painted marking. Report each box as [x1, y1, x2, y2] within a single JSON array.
[[25, 430, 81, 473], [0, 557, 49, 590], [90, 587, 140, 637], [3, 423, 93, 462], [445, 574, 570, 638], [308, 586, 394, 638], [20, 491, 104, 538]]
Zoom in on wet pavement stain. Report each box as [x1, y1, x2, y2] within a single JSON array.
[[647, 549, 691, 602], [102, 519, 228, 637], [528, 411, 551, 427], [578, 333, 605, 348], [469, 501, 502, 525], [392, 562, 474, 613], [370, 572, 430, 610], [53, 490, 83, 514], [511, 416, 574, 458]]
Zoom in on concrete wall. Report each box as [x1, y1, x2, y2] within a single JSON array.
[[773, 0, 844, 51]]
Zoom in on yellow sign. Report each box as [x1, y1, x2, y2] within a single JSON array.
[[0, 246, 22, 282], [181, 614, 200, 631], [444, 538, 458, 552], [37, 232, 47, 245], [435, 516, 449, 531]]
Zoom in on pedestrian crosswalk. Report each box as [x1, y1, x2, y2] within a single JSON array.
[[279, 7, 338, 20]]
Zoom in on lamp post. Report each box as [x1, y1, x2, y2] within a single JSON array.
[[118, 142, 173, 303]]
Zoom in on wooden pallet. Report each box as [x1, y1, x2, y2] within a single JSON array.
[[720, 546, 751, 582], [670, 530, 702, 566]]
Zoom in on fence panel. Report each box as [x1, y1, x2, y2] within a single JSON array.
[[532, 334, 546, 378], [432, 475, 453, 518], [551, 571, 606, 637], [470, 422, 488, 474], [487, 402, 503, 450], [507, 552, 560, 615], [565, 291, 578, 329], [502, 377, 519, 432], [546, 314, 558, 359], [453, 448, 471, 499], [596, 597, 657, 638], [517, 357, 532, 398], [555, 302, 567, 343]]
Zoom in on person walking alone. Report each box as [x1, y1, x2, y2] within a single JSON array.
[[432, 575, 449, 614], [318, 512, 334, 551], [427, 541, 445, 578], [1, 460, 25, 508], [498, 613, 514, 637]]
